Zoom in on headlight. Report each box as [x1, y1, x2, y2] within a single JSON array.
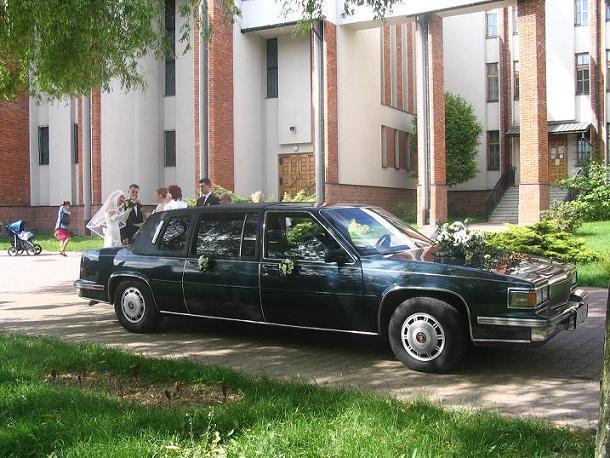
[[509, 285, 549, 308]]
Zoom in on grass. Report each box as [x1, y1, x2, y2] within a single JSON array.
[[0, 234, 102, 253], [0, 332, 594, 457], [575, 220, 610, 288]]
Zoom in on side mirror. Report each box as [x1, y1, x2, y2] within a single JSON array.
[[324, 248, 350, 265]]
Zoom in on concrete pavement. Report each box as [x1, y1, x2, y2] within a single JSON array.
[[0, 251, 606, 430]]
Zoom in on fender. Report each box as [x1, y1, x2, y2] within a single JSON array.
[[107, 271, 159, 310], [377, 286, 474, 341]]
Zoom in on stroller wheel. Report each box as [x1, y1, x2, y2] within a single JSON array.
[[7, 247, 17, 256], [26, 245, 36, 256], [33, 244, 42, 255]]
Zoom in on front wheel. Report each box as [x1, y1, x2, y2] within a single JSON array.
[[33, 244, 42, 255], [113, 280, 161, 333], [7, 247, 17, 256], [388, 297, 467, 373]]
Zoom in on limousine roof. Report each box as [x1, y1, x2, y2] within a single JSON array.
[[162, 202, 372, 212]]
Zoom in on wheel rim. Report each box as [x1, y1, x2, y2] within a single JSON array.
[[120, 287, 146, 323], [401, 313, 445, 362]]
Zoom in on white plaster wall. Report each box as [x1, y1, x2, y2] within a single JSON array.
[[233, 24, 265, 195], [28, 100, 41, 205], [443, 12, 490, 191], [576, 95, 593, 123], [264, 99, 280, 197], [47, 102, 74, 205], [546, 0, 576, 122], [278, 35, 312, 145], [337, 26, 415, 189]]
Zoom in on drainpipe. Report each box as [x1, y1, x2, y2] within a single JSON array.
[[314, 20, 325, 206], [199, 2, 209, 179], [417, 15, 431, 224], [82, 93, 92, 234]]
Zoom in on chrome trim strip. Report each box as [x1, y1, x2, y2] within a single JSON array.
[[364, 268, 515, 284], [379, 286, 474, 342], [472, 338, 531, 344], [478, 301, 585, 328], [160, 310, 379, 336], [74, 280, 104, 291]]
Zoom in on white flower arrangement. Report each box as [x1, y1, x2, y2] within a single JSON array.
[[198, 255, 209, 272], [433, 220, 490, 267], [278, 258, 295, 277], [123, 197, 136, 209]]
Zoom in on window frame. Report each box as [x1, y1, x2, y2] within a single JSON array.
[[164, 0, 176, 97], [486, 62, 499, 102], [262, 210, 355, 265], [189, 212, 260, 260], [487, 130, 500, 171], [486, 11, 498, 38], [164, 130, 176, 167], [38, 126, 49, 165], [607, 50, 610, 92], [575, 0, 588, 26], [576, 53, 590, 95], [512, 7, 519, 35], [266, 38, 278, 99], [73, 123, 79, 164], [576, 137, 592, 166], [513, 61, 519, 101]]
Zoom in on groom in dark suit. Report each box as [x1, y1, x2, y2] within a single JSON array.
[[121, 184, 144, 244], [196, 178, 220, 207]]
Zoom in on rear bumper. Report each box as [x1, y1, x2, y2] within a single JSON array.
[[74, 279, 108, 302], [475, 289, 589, 344]]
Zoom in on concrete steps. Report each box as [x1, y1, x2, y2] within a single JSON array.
[[488, 186, 567, 224]]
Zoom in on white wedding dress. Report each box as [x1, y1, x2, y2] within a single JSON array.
[[103, 210, 130, 248], [87, 190, 133, 248]]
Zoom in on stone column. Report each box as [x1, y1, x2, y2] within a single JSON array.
[[518, 0, 549, 225], [415, 14, 447, 227]]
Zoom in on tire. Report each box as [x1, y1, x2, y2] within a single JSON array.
[[113, 280, 161, 333], [33, 244, 42, 255], [388, 297, 468, 373], [7, 247, 17, 256], [25, 244, 36, 255]]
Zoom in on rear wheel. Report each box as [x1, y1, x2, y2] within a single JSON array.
[[33, 244, 42, 255], [7, 247, 17, 256], [113, 280, 161, 333], [388, 297, 467, 373], [25, 244, 36, 255]]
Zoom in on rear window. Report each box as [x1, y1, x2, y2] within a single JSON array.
[[159, 215, 192, 252], [192, 213, 259, 259]]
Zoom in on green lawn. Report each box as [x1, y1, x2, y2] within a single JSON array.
[[0, 333, 594, 457], [0, 234, 102, 253], [575, 221, 610, 288]]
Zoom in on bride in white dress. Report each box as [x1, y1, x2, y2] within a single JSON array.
[[87, 190, 133, 248]]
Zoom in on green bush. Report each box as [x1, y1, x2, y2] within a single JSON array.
[[281, 190, 316, 202], [559, 161, 610, 221], [392, 201, 417, 224], [541, 201, 582, 233], [486, 220, 599, 263]]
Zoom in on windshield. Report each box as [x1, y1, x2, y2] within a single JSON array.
[[321, 207, 431, 255]]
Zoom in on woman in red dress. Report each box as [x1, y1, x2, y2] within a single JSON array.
[[55, 201, 72, 256]]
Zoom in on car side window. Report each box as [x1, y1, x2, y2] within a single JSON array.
[[159, 216, 191, 252], [194, 213, 259, 259], [265, 212, 341, 262]]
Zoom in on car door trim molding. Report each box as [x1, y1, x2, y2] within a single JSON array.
[[160, 310, 379, 336]]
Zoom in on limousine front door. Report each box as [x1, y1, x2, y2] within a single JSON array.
[[260, 212, 364, 330], [182, 212, 263, 321]]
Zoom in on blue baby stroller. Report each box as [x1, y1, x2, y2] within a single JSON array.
[[6, 220, 42, 256]]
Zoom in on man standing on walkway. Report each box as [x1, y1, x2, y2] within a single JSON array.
[[120, 184, 143, 244], [196, 178, 220, 207]]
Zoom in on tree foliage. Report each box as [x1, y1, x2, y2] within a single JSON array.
[[444, 92, 481, 187]]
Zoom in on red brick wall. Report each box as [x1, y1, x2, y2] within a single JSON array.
[[193, 15, 201, 188], [324, 21, 339, 185], [447, 190, 491, 217], [91, 90, 102, 205], [499, 8, 512, 174], [382, 26, 391, 106], [407, 23, 415, 113], [396, 25, 404, 109], [0, 96, 30, 206], [208, 0, 234, 190], [77, 98, 84, 205], [325, 183, 415, 212]]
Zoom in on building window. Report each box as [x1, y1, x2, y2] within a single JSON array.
[[266, 38, 278, 99], [576, 53, 590, 95], [164, 130, 176, 167], [575, 0, 588, 26], [382, 126, 411, 170], [486, 11, 498, 38], [512, 7, 519, 34], [38, 126, 49, 165], [513, 61, 519, 100], [486, 63, 499, 102], [73, 123, 78, 164], [164, 0, 176, 96], [607, 4, 610, 21], [607, 50, 610, 91], [487, 131, 500, 171], [577, 138, 592, 165]]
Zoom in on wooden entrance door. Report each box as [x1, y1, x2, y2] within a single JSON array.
[[548, 136, 568, 183], [278, 154, 315, 199]]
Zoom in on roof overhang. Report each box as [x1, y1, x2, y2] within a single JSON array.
[[505, 121, 591, 137]]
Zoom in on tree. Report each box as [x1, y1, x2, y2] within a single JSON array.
[[0, 0, 392, 101], [444, 92, 481, 187]]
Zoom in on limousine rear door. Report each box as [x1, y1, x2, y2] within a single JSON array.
[[182, 211, 263, 321], [260, 211, 364, 330]]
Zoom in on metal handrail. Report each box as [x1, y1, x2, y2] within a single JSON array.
[[484, 167, 515, 220]]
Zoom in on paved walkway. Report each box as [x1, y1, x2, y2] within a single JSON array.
[[0, 252, 606, 430]]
